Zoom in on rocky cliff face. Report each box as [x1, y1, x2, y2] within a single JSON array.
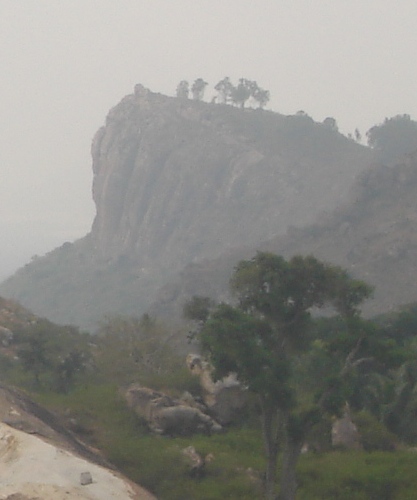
[[150, 153, 417, 320], [0, 85, 373, 329]]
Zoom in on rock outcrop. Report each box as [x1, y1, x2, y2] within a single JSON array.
[[186, 353, 246, 425], [124, 384, 222, 436], [0, 384, 155, 500], [0, 85, 373, 329], [331, 407, 362, 450], [150, 152, 417, 320]]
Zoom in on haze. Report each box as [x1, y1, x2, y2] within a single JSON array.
[[1, 0, 416, 280]]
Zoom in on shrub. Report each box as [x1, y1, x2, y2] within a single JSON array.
[[354, 411, 397, 451]]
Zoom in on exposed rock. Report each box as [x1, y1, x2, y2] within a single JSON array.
[[181, 445, 213, 478], [124, 384, 222, 436], [80, 471, 93, 486], [0, 384, 155, 500], [0, 423, 154, 499], [331, 407, 362, 450], [150, 152, 417, 320], [186, 353, 246, 424], [0, 326, 13, 346], [0, 85, 373, 329]]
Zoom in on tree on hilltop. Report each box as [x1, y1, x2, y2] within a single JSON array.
[[191, 78, 208, 101], [176, 80, 190, 99], [214, 77, 270, 108], [366, 114, 417, 164], [214, 77, 234, 104]]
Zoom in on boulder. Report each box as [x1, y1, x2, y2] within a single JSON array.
[[181, 446, 214, 478], [124, 384, 222, 436], [331, 407, 362, 450], [186, 354, 247, 424]]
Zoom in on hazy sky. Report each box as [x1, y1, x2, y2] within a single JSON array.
[[1, 1, 416, 279]]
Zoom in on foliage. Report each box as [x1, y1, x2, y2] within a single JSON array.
[[176, 80, 190, 99], [34, 381, 417, 500], [12, 319, 91, 392], [322, 117, 338, 132], [353, 411, 396, 451], [366, 114, 417, 165], [94, 314, 192, 390], [185, 252, 373, 499], [35, 384, 264, 500], [214, 77, 270, 108], [297, 451, 417, 500], [214, 77, 235, 103], [191, 78, 208, 101], [6, 297, 417, 498]]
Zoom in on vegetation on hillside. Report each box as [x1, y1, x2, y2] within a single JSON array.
[[366, 114, 417, 165], [3, 251, 417, 498], [185, 253, 375, 499]]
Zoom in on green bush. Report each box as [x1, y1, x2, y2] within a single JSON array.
[[354, 410, 397, 451]]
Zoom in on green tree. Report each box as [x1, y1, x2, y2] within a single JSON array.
[[252, 86, 270, 108], [18, 331, 51, 387], [16, 320, 91, 392], [176, 80, 190, 99], [95, 314, 182, 386], [232, 78, 253, 108], [322, 116, 338, 132], [366, 114, 417, 165], [185, 252, 373, 500], [191, 78, 208, 101], [54, 348, 90, 394], [231, 78, 270, 109], [214, 76, 235, 103]]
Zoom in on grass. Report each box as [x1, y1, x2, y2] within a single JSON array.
[[297, 451, 417, 500], [34, 383, 263, 499], [33, 383, 417, 499]]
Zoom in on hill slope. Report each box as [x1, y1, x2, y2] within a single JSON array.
[[0, 85, 373, 329], [150, 152, 417, 320]]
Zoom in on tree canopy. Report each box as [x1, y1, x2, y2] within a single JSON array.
[[366, 114, 417, 165], [185, 252, 373, 499]]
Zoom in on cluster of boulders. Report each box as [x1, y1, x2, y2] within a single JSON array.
[[124, 354, 371, 456], [124, 385, 222, 436], [124, 354, 247, 437]]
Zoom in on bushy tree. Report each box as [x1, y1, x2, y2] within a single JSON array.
[[214, 77, 270, 108], [185, 252, 373, 500], [176, 80, 190, 99], [191, 78, 208, 101], [214, 77, 234, 104], [252, 86, 270, 108], [95, 314, 183, 387], [18, 330, 50, 387], [366, 114, 417, 164], [16, 320, 91, 392], [322, 116, 338, 132], [231, 78, 253, 108]]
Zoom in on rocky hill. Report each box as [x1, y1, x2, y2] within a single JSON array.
[[0, 84, 373, 330], [150, 152, 417, 320]]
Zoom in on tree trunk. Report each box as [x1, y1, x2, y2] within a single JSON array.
[[260, 398, 283, 500], [265, 444, 278, 500], [278, 438, 303, 500]]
